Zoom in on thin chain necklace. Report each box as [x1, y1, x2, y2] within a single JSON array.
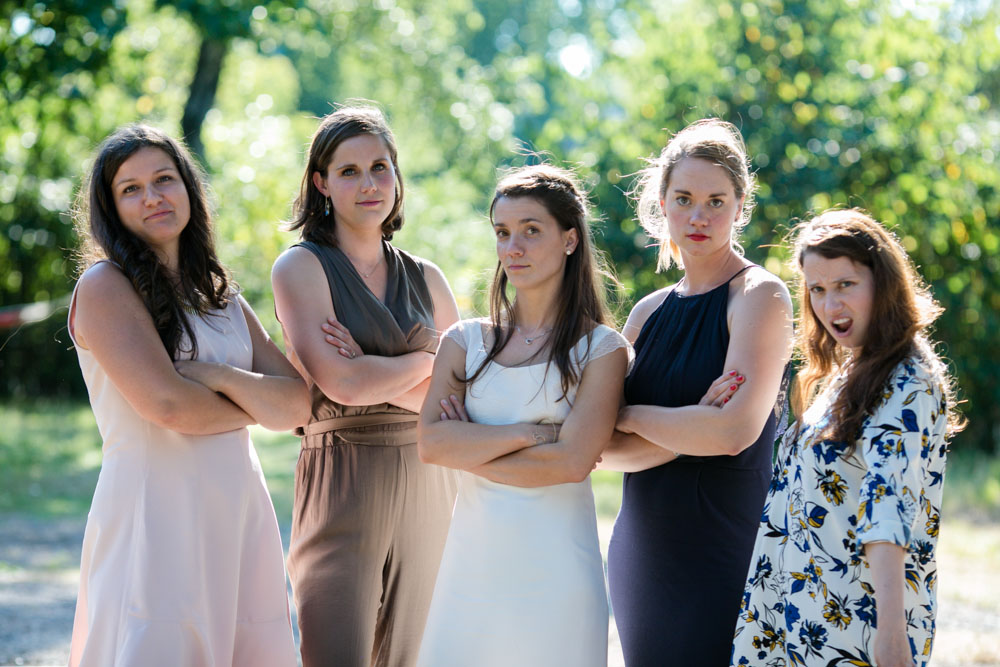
[[344, 250, 383, 279], [516, 325, 553, 345]]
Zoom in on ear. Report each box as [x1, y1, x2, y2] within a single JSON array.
[[564, 227, 579, 255], [312, 171, 329, 197], [736, 196, 746, 222]]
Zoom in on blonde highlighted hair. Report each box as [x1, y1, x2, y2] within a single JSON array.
[[633, 118, 756, 271]]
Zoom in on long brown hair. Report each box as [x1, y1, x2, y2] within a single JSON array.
[[289, 103, 404, 245], [73, 124, 231, 359], [633, 118, 756, 271], [467, 164, 617, 400], [790, 208, 964, 448]]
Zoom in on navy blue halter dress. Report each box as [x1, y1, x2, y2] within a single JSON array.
[[607, 268, 774, 666]]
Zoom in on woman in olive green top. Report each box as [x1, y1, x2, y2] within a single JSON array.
[[271, 105, 460, 667]]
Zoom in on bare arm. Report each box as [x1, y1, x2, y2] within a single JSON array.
[[72, 263, 253, 434], [470, 346, 630, 487], [173, 296, 311, 431], [417, 334, 551, 468], [616, 272, 793, 457], [866, 542, 915, 667], [271, 246, 434, 406]]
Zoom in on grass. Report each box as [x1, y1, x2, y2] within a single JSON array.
[[1, 399, 997, 525]]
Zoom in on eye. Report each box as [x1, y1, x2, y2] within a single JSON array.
[[372, 162, 387, 172], [157, 174, 174, 183], [839, 280, 854, 289], [494, 228, 509, 238], [709, 198, 724, 208], [121, 184, 137, 195], [675, 195, 690, 206], [809, 286, 824, 294], [525, 225, 540, 235], [341, 167, 356, 177]]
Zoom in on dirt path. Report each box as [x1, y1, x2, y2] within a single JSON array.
[[0, 514, 996, 666]]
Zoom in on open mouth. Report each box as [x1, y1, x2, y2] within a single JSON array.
[[831, 317, 852, 334]]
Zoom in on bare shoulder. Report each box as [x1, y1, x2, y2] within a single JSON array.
[[76, 262, 142, 309], [731, 265, 792, 312], [417, 257, 451, 293], [271, 245, 322, 284], [622, 285, 674, 343]]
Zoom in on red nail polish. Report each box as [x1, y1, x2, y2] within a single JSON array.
[[723, 397, 729, 404], [737, 376, 744, 382], [729, 384, 737, 391], [729, 370, 737, 376]]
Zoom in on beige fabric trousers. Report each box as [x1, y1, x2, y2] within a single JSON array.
[[287, 422, 457, 667]]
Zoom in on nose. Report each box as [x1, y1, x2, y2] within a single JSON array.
[[501, 233, 524, 258], [361, 169, 377, 192], [143, 184, 163, 207], [689, 204, 709, 225]]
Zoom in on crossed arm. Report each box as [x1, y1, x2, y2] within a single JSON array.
[[600, 272, 793, 472], [72, 263, 310, 435], [417, 333, 629, 488], [271, 246, 459, 412]]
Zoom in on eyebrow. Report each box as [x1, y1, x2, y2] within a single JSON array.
[[334, 156, 390, 170], [673, 189, 728, 197], [114, 166, 175, 188], [494, 217, 544, 226]]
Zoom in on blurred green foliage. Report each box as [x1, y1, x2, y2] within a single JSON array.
[[1, 0, 997, 451]]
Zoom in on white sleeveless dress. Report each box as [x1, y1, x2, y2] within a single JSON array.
[[417, 320, 628, 667], [68, 286, 296, 667]]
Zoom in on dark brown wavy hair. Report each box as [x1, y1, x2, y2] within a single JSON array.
[[73, 124, 231, 360], [790, 208, 964, 450], [289, 103, 404, 245], [466, 164, 618, 401], [633, 118, 756, 271]]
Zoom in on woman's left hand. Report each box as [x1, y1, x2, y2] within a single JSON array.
[[174, 359, 226, 391], [699, 369, 745, 407], [321, 317, 364, 360], [438, 394, 470, 422], [873, 626, 915, 667]]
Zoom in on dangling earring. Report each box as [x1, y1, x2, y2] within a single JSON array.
[[324, 197, 331, 216]]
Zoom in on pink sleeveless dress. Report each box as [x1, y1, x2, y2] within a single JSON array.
[[68, 285, 296, 667]]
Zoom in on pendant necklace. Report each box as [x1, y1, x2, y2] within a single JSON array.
[[346, 251, 383, 279], [516, 325, 552, 345]]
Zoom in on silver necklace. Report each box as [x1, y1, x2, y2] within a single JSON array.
[[516, 325, 552, 345], [346, 251, 383, 279]]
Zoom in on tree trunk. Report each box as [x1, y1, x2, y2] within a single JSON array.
[[181, 36, 227, 162]]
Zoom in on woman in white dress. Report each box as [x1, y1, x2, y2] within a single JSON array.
[[416, 164, 630, 666], [68, 125, 309, 666]]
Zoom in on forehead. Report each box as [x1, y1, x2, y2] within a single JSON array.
[[329, 133, 391, 164], [801, 252, 870, 281], [667, 157, 735, 193], [492, 196, 557, 225], [114, 147, 176, 181]]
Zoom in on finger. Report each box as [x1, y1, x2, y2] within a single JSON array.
[[448, 395, 470, 422], [440, 411, 450, 421], [440, 398, 460, 420]]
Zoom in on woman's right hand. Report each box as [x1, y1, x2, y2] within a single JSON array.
[[698, 369, 745, 407]]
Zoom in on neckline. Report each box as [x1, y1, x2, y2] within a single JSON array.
[[333, 239, 393, 304], [477, 321, 603, 370], [673, 264, 754, 299]]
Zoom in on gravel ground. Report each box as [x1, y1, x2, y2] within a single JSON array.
[[0, 514, 995, 667]]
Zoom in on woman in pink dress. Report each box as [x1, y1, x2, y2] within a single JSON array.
[[68, 124, 308, 667]]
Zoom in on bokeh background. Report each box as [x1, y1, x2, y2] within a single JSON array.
[[1, 0, 998, 664]]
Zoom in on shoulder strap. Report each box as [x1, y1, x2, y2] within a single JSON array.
[[725, 263, 756, 284]]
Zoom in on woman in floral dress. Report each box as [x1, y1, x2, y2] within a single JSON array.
[[731, 209, 964, 667]]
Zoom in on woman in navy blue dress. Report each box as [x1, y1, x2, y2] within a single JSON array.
[[602, 119, 793, 666]]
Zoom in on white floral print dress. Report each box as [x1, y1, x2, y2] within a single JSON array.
[[731, 355, 950, 667]]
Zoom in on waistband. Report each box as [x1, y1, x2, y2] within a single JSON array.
[[296, 413, 418, 438]]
